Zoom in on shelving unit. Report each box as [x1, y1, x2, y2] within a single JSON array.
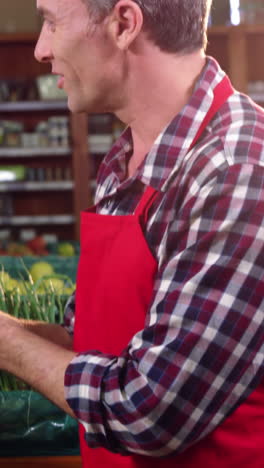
[[0, 455, 82, 467], [0, 26, 262, 245], [0, 214, 75, 225], [0, 100, 68, 112], [0, 34, 92, 241], [207, 24, 264, 100], [0, 181, 74, 192], [0, 146, 71, 157]]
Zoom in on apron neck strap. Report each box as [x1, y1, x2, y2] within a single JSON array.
[[134, 186, 159, 223], [190, 75, 234, 150]]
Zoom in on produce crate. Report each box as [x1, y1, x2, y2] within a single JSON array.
[[0, 255, 79, 283], [47, 241, 80, 257], [0, 255, 80, 457], [0, 391, 80, 457]]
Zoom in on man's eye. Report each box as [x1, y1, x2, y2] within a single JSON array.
[[43, 18, 56, 32], [47, 21, 56, 32]]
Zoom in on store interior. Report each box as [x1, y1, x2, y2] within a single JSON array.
[[0, 0, 263, 466], [0, 0, 263, 249]]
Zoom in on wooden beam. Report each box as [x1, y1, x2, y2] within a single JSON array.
[[0, 456, 82, 467], [70, 112, 93, 241], [228, 26, 248, 93]]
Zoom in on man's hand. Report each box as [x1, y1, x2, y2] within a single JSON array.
[[0, 310, 76, 418]]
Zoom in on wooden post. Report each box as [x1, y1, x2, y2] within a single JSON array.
[[228, 26, 248, 93], [70, 112, 92, 241], [0, 455, 82, 467]]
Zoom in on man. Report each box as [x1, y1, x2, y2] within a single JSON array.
[[0, 0, 263, 466]]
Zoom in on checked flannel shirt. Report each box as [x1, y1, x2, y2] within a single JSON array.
[[64, 57, 264, 457]]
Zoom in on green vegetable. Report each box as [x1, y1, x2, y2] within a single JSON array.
[[0, 263, 74, 390]]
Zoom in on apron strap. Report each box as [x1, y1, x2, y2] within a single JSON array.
[[190, 75, 234, 150], [134, 185, 160, 224]]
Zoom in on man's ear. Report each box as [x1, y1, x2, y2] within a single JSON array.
[[107, 0, 144, 50]]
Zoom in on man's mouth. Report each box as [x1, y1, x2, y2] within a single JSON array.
[[57, 75, 65, 89]]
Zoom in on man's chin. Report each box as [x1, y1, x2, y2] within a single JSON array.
[[67, 96, 86, 114], [67, 94, 110, 114]]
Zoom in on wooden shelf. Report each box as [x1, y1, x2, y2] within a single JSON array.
[[0, 147, 71, 158], [0, 100, 68, 112], [0, 215, 75, 226], [0, 36, 92, 240], [0, 455, 82, 468], [88, 134, 113, 154], [0, 33, 38, 43], [208, 25, 231, 35], [249, 93, 264, 103], [0, 26, 262, 240], [237, 24, 264, 35], [0, 181, 74, 192], [208, 24, 264, 35], [208, 24, 264, 95]]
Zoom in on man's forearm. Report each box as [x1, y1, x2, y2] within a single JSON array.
[[0, 311, 76, 417], [22, 320, 73, 349]]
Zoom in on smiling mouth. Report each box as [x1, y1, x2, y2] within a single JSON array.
[[57, 76, 65, 89]]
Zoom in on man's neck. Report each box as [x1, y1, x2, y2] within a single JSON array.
[[117, 49, 206, 177]]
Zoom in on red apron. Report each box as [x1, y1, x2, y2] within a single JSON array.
[[74, 76, 264, 467]]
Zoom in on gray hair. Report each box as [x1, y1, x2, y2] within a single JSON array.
[[83, 0, 212, 53]]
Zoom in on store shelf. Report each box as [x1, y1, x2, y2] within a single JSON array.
[[208, 26, 231, 35], [89, 144, 112, 155], [249, 93, 264, 103], [0, 33, 93, 239], [0, 33, 39, 43], [0, 180, 74, 192], [208, 24, 264, 36], [0, 100, 68, 112], [0, 147, 71, 158], [239, 24, 264, 35], [0, 27, 261, 240], [0, 455, 82, 467], [0, 215, 75, 226]]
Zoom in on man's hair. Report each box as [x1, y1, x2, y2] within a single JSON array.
[[83, 0, 212, 53]]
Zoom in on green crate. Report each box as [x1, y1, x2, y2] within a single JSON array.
[[48, 240, 80, 256], [0, 257, 80, 457], [0, 390, 80, 457], [0, 255, 79, 282]]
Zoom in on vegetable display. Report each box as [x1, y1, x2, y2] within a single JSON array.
[[0, 260, 75, 391]]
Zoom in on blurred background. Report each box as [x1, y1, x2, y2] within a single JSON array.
[[1, 0, 264, 32], [0, 0, 263, 250]]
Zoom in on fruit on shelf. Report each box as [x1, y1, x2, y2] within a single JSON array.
[[29, 261, 54, 283], [27, 236, 48, 256], [6, 242, 33, 256], [0, 262, 76, 299], [57, 242, 75, 256]]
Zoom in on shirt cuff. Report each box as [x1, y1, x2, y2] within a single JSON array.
[[64, 350, 125, 452]]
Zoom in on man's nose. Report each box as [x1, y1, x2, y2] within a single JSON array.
[[34, 27, 53, 64]]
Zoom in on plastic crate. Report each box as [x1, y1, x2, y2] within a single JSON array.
[[0, 390, 80, 457], [47, 240, 80, 256], [0, 255, 79, 282]]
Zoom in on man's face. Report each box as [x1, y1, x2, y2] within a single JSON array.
[[35, 0, 122, 113]]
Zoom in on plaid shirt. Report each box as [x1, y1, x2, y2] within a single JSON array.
[[64, 57, 264, 457]]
